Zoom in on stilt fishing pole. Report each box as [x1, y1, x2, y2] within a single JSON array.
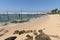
[[3, 11, 9, 25], [7, 11, 9, 21]]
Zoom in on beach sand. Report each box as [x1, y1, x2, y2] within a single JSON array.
[[0, 14, 60, 40]]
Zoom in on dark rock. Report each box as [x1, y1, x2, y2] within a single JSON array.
[[26, 34, 31, 37], [38, 30, 42, 33], [35, 34, 51, 40], [25, 34, 33, 40], [19, 30, 25, 35], [5, 36, 17, 40], [35, 30, 51, 40], [13, 30, 20, 34]]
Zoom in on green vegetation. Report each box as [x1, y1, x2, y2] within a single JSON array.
[[47, 8, 60, 14]]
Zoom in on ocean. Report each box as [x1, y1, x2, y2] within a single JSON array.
[[0, 14, 46, 26], [0, 14, 42, 22]]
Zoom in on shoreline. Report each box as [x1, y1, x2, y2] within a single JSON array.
[[0, 14, 48, 28], [0, 14, 60, 40]]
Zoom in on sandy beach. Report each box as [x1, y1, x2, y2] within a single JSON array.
[[0, 14, 60, 40]]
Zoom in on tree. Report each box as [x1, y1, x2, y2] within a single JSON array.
[[58, 10, 60, 13], [51, 8, 58, 13]]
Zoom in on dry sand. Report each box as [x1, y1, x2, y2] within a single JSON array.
[[0, 14, 60, 40]]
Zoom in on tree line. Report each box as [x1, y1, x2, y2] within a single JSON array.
[[47, 8, 60, 14]]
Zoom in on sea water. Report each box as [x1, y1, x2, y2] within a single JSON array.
[[0, 14, 42, 22], [0, 14, 44, 26]]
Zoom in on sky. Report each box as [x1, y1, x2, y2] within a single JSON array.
[[0, 0, 60, 12]]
